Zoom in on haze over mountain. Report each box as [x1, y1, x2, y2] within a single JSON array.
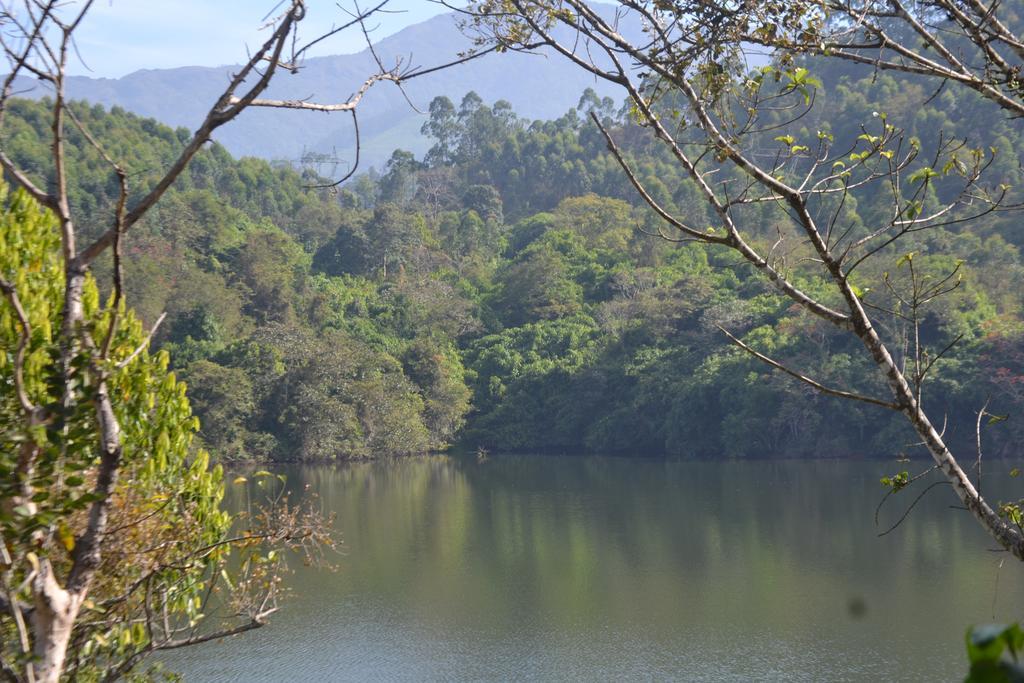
[[18, 11, 624, 170]]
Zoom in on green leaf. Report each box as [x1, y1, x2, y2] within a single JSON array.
[[969, 624, 1011, 664], [881, 471, 909, 492], [908, 166, 938, 184], [896, 252, 916, 267]]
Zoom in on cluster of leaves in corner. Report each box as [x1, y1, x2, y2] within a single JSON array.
[[966, 623, 1024, 682]]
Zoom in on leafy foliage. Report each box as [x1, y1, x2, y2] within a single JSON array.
[[0, 186, 225, 676]]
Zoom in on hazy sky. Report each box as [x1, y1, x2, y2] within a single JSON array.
[[66, 0, 453, 78]]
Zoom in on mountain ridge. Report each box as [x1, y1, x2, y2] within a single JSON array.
[[17, 11, 624, 170]]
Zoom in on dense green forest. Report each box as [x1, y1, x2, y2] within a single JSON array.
[[7, 55, 1023, 461]]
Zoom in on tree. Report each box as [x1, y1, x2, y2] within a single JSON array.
[[0, 0, 460, 679], [422, 96, 459, 167], [493, 238, 585, 325], [1, 188, 329, 679], [464, 0, 1024, 560], [378, 150, 423, 206], [364, 204, 426, 279]]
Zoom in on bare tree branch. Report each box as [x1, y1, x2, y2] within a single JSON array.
[[79, 1, 307, 265]]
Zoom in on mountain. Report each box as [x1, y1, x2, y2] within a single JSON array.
[[17, 12, 625, 170]]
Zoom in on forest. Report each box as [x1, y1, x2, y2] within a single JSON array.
[[3, 51, 1023, 463]]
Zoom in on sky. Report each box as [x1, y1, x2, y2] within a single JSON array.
[[65, 0, 454, 78]]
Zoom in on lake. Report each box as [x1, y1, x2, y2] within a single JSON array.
[[162, 456, 1024, 681]]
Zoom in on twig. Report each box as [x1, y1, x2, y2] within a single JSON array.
[[878, 481, 952, 537], [717, 325, 902, 410], [975, 396, 991, 496]]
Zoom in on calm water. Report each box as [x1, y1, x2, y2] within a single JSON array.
[[163, 456, 1024, 682]]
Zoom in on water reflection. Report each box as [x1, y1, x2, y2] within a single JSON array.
[[165, 456, 1024, 682]]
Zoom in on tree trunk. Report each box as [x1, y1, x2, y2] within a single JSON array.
[[845, 292, 1024, 559], [31, 562, 83, 683]]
